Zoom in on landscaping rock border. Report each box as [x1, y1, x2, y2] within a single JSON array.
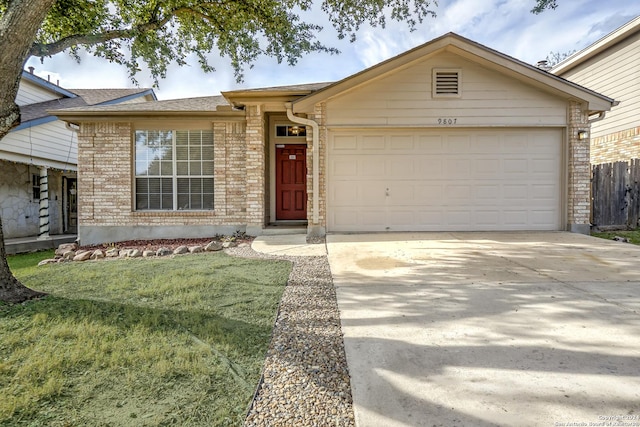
[[226, 244, 356, 427], [38, 238, 243, 266]]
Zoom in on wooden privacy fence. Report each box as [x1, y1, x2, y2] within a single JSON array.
[[592, 159, 640, 228]]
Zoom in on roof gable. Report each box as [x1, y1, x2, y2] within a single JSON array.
[[293, 32, 614, 115], [20, 71, 78, 99], [552, 15, 640, 75], [323, 49, 570, 128], [15, 87, 156, 131]]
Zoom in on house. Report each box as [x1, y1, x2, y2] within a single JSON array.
[[53, 33, 615, 245], [552, 16, 640, 164], [0, 69, 156, 243]]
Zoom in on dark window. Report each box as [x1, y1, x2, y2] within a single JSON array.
[[32, 174, 40, 201], [276, 125, 306, 137]]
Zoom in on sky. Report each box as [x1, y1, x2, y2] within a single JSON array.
[[25, 0, 639, 100]]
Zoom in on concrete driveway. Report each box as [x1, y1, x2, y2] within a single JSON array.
[[327, 232, 640, 426]]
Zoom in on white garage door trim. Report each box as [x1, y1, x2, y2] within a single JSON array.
[[327, 128, 564, 232]]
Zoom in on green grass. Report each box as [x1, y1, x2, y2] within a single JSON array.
[[6, 250, 55, 277], [592, 229, 640, 245], [1, 251, 291, 426]]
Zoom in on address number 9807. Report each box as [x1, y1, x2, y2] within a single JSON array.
[[437, 118, 458, 125]]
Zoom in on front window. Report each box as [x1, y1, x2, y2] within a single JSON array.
[[135, 130, 214, 210]]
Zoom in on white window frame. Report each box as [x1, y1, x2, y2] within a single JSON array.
[[134, 129, 214, 211]]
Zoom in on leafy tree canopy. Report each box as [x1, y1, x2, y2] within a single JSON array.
[[0, 0, 562, 85], [531, 0, 558, 14], [2, 0, 440, 84]]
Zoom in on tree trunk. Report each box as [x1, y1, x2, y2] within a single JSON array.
[[0, 216, 46, 303], [0, 0, 56, 139], [0, 0, 55, 302]]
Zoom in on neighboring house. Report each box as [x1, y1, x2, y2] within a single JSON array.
[[54, 33, 614, 245], [0, 69, 156, 239], [552, 16, 640, 164]]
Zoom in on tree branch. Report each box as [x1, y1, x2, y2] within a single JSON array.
[[29, 9, 178, 58], [27, 0, 267, 59]]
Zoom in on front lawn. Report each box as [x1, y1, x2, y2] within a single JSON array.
[[591, 229, 640, 245], [6, 249, 54, 277], [2, 251, 290, 426]]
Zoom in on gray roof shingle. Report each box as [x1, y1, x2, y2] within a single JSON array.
[[67, 88, 152, 105], [52, 82, 332, 116], [53, 95, 230, 114], [20, 88, 153, 123], [229, 82, 333, 93], [21, 97, 88, 122]]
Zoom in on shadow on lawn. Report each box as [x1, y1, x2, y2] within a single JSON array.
[[3, 293, 273, 364], [1, 293, 272, 426]]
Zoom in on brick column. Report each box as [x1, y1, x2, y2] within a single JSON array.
[[218, 121, 247, 222], [77, 122, 97, 234], [567, 101, 591, 234], [245, 104, 266, 235], [308, 102, 327, 235]]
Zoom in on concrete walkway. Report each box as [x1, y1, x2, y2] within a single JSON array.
[[251, 234, 327, 256], [327, 232, 640, 426], [5, 234, 77, 255]]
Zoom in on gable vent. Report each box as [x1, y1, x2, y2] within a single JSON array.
[[433, 69, 461, 97]]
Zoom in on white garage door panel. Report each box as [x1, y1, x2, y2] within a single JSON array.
[[328, 129, 562, 232]]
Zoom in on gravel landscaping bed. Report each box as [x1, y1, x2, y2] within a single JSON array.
[[227, 245, 355, 427]]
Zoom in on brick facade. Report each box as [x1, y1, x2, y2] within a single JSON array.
[[77, 98, 595, 243], [77, 120, 248, 245], [75, 96, 601, 243], [567, 101, 591, 233], [591, 126, 640, 164]]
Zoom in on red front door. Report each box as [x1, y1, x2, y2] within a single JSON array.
[[276, 145, 307, 220]]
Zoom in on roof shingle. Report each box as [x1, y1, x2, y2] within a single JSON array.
[[20, 88, 153, 123], [53, 95, 230, 114], [67, 88, 152, 105]]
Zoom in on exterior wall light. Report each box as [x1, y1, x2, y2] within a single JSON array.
[[577, 130, 589, 140]]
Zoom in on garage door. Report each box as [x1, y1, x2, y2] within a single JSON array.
[[327, 129, 563, 232]]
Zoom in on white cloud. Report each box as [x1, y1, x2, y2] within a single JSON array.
[[357, 30, 402, 68], [23, 1, 639, 99]]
